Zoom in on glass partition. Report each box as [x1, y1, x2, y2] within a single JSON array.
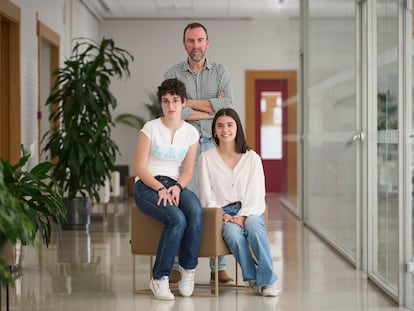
[[369, 0, 399, 295], [407, 0, 414, 307], [305, 0, 358, 262], [278, 1, 301, 217]]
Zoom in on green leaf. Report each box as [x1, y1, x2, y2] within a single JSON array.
[[42, 37, 133, 202]]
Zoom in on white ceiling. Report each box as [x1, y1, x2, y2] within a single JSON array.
[[80, 0, 301, 21]]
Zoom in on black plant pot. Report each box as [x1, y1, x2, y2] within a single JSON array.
[[62, 197, 91, 230]]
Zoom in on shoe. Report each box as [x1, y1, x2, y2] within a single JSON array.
[[248, 280, 260, 295], [261, 285, 280, 297], [249, 280, 280, 297], [149, 277, 174, 300], [178, 267, 195, 297], [169, 269, 181, 283], [210, 270, 234, 284]]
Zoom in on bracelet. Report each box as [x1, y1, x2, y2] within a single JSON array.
[[157, 187, 165, 193], [174, 182, 183, 191]]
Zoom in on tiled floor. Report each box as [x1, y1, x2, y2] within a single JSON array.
[[1, 194, 409, 311]]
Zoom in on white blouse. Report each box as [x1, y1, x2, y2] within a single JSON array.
[[198, 148, 266, 216]]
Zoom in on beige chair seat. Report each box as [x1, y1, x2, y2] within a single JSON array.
[[131, 206, 235, 296]]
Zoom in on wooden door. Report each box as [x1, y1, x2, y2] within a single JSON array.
[[245, 70, 297, 193]]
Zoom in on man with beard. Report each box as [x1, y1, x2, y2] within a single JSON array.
[[164, 22, 234, 285]]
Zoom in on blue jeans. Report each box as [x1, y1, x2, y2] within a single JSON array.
[[134, 176, 203, 280], [182, 136, 228, 272], [222, 203, 277, 287]]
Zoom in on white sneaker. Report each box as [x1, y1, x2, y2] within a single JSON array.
[[149, 277, 174, 300], [178, 267, 195, 297], [261, 285, 280, 297], [248, 281, 260, 295], [249, 280, 280, 297]]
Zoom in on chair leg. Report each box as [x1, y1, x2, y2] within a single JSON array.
[[6, 282, 9, 311], [6, 266, 11, 311], [131, 255, 156, 295], [235, 260, 239, 285], [214, 256, 219, 297], [150, 256, 153, 279], [103, 203, 108, 222], [132, 255, 136, 293]]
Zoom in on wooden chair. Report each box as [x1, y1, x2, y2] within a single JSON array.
[[130, 206, 236, 296]]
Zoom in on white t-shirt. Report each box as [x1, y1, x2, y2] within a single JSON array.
[[139, 118, 199, 181], [198, 148, 266, 216]]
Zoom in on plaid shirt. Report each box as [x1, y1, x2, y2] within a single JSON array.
[[164, 58, 234, 138]]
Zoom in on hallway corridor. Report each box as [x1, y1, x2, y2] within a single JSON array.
[[1, 194, 408, 311]]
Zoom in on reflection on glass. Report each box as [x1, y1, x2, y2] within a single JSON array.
[[374, 0, 399, 292], [306, 0, 357, 260]]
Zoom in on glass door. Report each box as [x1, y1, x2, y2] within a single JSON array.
[[305, 0, 359, 264], [406, 1, 414, 308], [368, 0, 400, 301]]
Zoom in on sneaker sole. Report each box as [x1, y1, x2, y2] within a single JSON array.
[[178, 281, 194, 297], [149, 281, 175, 301], [261, 289, 280, 297]]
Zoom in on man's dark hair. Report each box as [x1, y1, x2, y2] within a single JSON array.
[[157, 78, 187, 103], [183, 22, 208, 42]]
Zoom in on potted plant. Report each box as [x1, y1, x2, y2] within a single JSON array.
[[0, 161, 33, 287], [43, 37, 133, 229], [0, 145, 66, 286]]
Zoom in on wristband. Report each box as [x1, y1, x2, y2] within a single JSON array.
[[157, 187, 165, 193], [175, 182, 183, 191]]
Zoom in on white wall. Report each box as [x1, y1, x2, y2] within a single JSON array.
[[11, 0, 99, 165], [13, 0, 300, 172], [99, 19, 300, 172]]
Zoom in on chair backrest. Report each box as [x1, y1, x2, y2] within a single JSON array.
[[114, 165, 129, 187], [96, 177, 110, 204], [0, 242, 15, 266], [130, 206, 231, 257], [110, 171, 120, 197]]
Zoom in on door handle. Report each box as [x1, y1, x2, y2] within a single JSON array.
[[352, 132, 365, 142]]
